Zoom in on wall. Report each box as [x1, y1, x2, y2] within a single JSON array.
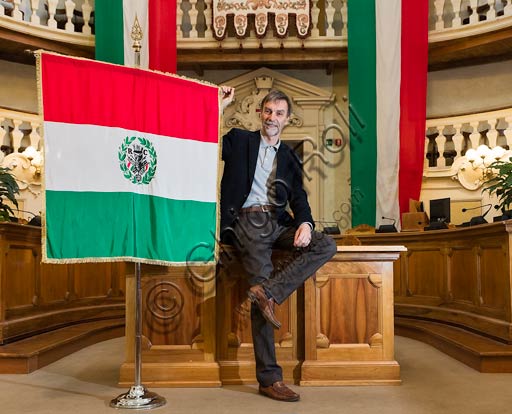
[[0, 60, 37, 113], [427, 59, 512, 118]]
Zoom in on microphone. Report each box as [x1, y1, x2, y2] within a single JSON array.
[[381, 216, 396, 225], [376, 216, 398, 233], [461, 203, 492, 226], [461, 203, 492, 216]]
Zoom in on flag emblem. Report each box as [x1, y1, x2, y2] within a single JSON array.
[[118, 136, 157, 185]]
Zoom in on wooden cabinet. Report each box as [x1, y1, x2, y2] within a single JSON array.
[[301, 246, 404, 385]]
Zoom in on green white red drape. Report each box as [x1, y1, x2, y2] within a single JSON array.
[[95, 0, 176, 73], [39, 53, 220, 265], [348, 0, 428, 228]]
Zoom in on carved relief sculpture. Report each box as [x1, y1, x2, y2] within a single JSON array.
[[213, 0, 311, 40]]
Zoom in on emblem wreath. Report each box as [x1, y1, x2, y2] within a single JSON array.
[[118, 136, 157, 185]]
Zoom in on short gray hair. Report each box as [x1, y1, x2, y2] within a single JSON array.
[[260, 90, 292, 117]]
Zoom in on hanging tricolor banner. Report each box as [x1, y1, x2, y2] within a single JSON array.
[[95, 0, 176, 73], [348, 0, 428, 228], [38, 53, 220, 265]]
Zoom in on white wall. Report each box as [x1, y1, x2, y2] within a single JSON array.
[[0, 60, 38, 113], [427, 59, 512, 118]]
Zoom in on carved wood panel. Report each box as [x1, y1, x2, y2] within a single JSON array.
[[406, 249, 444, 299], [479, 245, 507, 311], [4, 245, 37, 310], [450, 247, 477, 304], [317, 276, 379, 345], [73, 263, 114, 299], [141, 274, 202, 347]]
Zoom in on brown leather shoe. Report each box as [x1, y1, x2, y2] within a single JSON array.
[[247, 285, 281, 329], [259, 381, 300, 402]]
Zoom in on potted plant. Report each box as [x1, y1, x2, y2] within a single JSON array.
[[483, 158, 512, 217], [0, 166, 20, 222]]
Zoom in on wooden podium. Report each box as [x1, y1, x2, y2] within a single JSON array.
[[301, 246, 405, 385], [119, 245, 404, 386]]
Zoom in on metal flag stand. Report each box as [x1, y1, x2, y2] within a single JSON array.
[[110, 16, 166, 410]]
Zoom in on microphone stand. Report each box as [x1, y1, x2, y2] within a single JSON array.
[[461, 204, 493, 227]]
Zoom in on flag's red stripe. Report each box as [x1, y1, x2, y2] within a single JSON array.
[[399, 1, 428, 215], [41, 54, 218, 143], [148, 0, 176, 74]]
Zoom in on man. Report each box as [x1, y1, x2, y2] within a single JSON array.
[[220, 87, 337, 402]]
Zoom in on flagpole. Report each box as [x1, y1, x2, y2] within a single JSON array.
[[110, 15, 166, 410]]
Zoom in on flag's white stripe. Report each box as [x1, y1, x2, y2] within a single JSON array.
[[375, 0, 401, 228], [123, 0, 149, 69], [44, 122, 218, 203]]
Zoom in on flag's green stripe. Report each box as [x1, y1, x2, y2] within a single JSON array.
[[95, 0, 124, 65], [46, 191, 216, 263], [348, 0, 377, 227]]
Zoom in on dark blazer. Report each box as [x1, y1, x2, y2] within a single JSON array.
[[220, 128, 314, 237]]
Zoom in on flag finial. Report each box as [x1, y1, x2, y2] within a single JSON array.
[[131, 15, 143, 66]]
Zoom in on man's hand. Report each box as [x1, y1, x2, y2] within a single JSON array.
[[294, 222, 312, 248], [221, 86, 235, 111]]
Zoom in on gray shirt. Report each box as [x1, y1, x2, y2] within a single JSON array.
[[242, 136, 280, 208]]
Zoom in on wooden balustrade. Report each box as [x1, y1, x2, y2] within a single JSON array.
[[1, 0, 512, 51]]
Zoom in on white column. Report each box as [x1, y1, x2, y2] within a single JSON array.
[[505, 0, 512, 15], [12, 120, 24, 153], [311, 0, 321, 37], [325, 0, 335, 37], [489, 0, 497, 19], [452, 0, 463, 27], [452, 123, 464, 158], [30, 0, 40, 24], [434, 0, 446, 30], [469, 0, 479, 24], [504, 116, 512, 149], [177, 0, 184, 40], [203, 0, 213, 39], [82, 0, 92, 35], [64, 0, 76, 32], [29, 122, 42, 151], [340, 0, 348, 37], [13, 0, 23, 20], [437, 129, 447, 167], [47, 0, 59, 29], [469, 121, 481, 148], [189, 0, 198, 39], [487, 119, 498, 148]]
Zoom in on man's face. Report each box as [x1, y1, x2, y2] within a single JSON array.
[[260, 99, 290, 141]]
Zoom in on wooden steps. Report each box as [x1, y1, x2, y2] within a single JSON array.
[[395, 317, 512, 372], [0, 318, 125, 374]]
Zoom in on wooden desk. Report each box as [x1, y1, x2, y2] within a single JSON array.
[[0, 223, 125, 373], [342, 221, 512, 372], [301, 246, 404, 385]]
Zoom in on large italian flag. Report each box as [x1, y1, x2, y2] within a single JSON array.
[[39, 53, 220, 265], [348, 0, 428, 228], [95, 0, 176, 73]]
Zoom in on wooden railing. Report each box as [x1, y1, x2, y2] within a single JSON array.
[[425, 107, 512, 170], [1, 0, 512, 51]]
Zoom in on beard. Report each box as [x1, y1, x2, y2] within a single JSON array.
[[263, 122, 280, 137]]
